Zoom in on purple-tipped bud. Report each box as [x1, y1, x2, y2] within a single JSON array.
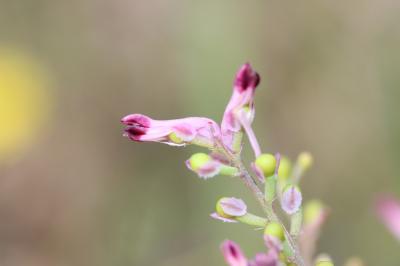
[[221, 63, 261, 152], [281, 185, 302, 215], [121, 114, 221, 147], [221, 240, 248, 266], [375, 195, 400, 241]]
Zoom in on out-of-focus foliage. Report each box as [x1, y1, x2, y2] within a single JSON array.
[[0, 1, 399, 266]]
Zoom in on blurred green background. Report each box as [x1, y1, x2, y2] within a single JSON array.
[[0, 1, 399, 265]]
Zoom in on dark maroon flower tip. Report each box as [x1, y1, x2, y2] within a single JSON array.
[[124, 125, 147, 141], [234, 63, 260, 92]]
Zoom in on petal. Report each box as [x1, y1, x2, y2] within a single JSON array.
[[210, 213, 237, 223], [220, 240, 248, 266]]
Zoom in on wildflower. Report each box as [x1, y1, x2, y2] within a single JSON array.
[[121, 114, 220, 148], [221, 240, 248, 266], [221, 63, 261, 156], [375, 195, 400, 241]]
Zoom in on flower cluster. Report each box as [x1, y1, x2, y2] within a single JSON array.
[[122, 63, 342, 266]]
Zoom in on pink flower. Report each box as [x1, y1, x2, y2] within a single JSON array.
[[375, 195, 400, 241], [121, 114, 220, 148], [220, 239, 279, 266], [221, 63, 261, 156], [221, 240, 248, 266]]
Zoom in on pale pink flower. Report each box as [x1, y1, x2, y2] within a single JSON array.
[[221, 63, 261, 156], [375, 195, 400, 241], [221, 240, 248, 266], [121, 114, 220, 147]]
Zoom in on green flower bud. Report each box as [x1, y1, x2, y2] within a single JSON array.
[[278, 156, 292, 181], [255, 153, 276, 177], [316, 261, 334, 266], [216, 198, 233, 218], [298, 152, 313, 171], [264, 222, 285, 241], [188, 153, 211, 171], [304, 200, 324, 225]]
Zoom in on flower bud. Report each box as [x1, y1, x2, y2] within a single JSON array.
[[186, 153, 238, 179], [298, 152, 313, 171], [315, 254, 334, 266], [281, 185, 302, 215], [255, 153, 276, 177], [316, 260, 334, 266], [188, 153, 211, 170], [277, 156, 292, 181], [264, 222, 285, 241], [216, 197, 247, 218], [304, 200, 324, 225]]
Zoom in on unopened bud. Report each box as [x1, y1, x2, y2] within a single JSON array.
[[316, 261, 334, 266], [264, 222, 285, 241], [304, 200, 324, 225], [188, 153, 211, 170], [255, 153, 276, 177], [278, 156, 292, 181], [298, 152, 313, 171], [216, 197, 247, 218], [315, 255, 334, 266]]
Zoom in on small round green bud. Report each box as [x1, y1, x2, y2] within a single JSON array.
[[298, 152, 313, 171], [216, 198, 234, 218], [264, 222, 285, 241], [316, 261, 334, 266], [255, 153, 276, 177], [189, 153, 211, 171], [304, 200, 324, 225], [169, 132, 184, 144], [278, 156, 292, 180]]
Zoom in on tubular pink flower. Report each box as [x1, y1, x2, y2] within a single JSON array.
[[221, 240, 248, 266], [121, 114, 221, 147], [221, 63, 261, 156], [375, 195, 400, 241]]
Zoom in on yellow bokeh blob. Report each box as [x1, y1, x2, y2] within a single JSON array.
[[0, 48, 51, 161]]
